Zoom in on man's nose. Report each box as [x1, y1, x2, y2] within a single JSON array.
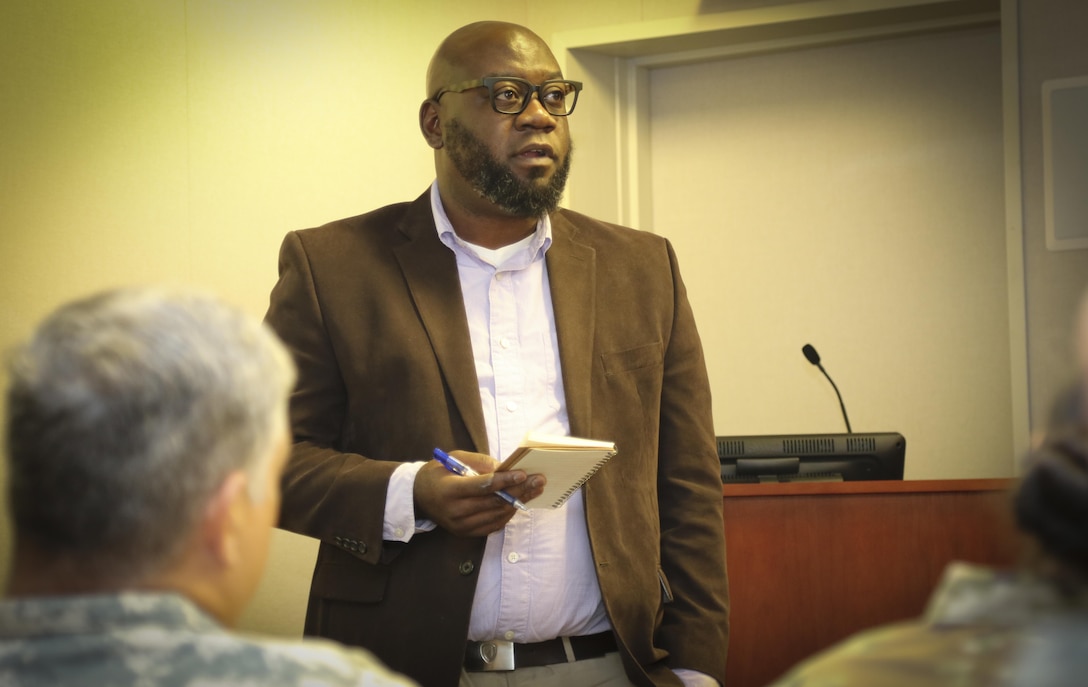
[[515, 92, 557, 128]]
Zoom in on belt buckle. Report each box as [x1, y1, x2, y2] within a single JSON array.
[[465, 639, 516, 671]]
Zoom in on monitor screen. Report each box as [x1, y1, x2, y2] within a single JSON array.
[[718, 432, 906, 483]]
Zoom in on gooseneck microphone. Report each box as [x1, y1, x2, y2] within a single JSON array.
[[802, 343, 853, 433]]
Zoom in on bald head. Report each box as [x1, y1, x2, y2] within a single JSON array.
[[426, 21, 559, 99]]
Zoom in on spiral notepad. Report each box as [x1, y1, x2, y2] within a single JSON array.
[[497, 433, 617, 509]]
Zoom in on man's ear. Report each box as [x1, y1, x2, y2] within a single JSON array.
[[419, 100, 444, 150], [201, 471, 249, 568]]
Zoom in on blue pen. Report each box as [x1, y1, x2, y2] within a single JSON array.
[[433, 448, 529, 512]]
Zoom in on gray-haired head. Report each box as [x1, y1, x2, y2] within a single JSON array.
[[4, 287, 296, 585]]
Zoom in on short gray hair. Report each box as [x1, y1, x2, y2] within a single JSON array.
[[4, 287, 296, 581]]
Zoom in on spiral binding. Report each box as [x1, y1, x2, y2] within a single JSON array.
[[551, 450, 617, 508]]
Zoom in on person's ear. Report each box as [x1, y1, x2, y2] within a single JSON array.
[[201, 470, 249, 569], [419, 100, 444, 150]]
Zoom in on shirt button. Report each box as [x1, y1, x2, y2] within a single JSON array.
[[499, 337, 511, 349], [506, 401, 518, 412], [394, 527, 405, 538], [504, 631, 515, 641], [507, 552, 520, 563]]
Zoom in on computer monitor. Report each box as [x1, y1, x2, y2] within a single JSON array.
[[717, 432, 906, 483]]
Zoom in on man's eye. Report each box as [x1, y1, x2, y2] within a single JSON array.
[[542, 89, 566, 104], [491, 82, 526, 103]]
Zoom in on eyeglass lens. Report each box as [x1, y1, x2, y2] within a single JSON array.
[[490, 78, 578, 115]]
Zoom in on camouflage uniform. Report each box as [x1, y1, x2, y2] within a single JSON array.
[[769, 562, 1088, 687], [0, 592, 417, 686], [1003, 612, 1088, 687]]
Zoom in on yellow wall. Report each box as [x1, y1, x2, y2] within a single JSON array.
[[0, 0, 712, 347]]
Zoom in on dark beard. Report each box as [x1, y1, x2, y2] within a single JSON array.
[[444, 118, 572, 217]]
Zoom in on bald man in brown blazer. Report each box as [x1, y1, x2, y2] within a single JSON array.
[[265, 21, 728, 687]]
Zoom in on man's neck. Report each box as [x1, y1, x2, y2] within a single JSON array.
[[5, 552, 125, 598], [447, 209, 538, 249], [437, 188, 540, 248], [6, 550, 238, 626]]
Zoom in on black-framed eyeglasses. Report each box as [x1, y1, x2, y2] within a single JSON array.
[[432, 76, 583, 116]]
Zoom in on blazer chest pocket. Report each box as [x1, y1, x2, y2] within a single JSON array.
[[602, 341, 663, 376]]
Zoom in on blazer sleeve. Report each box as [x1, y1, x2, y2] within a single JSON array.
[[264, 230, 398, 565], [655, 239, 730, 680]]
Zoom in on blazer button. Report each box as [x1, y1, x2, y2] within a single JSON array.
[[459, 560, 475, 575]]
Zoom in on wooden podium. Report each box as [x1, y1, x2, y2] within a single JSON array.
[[721, 479, 1021, 687]]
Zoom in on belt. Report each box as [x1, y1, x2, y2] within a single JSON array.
[[464, 631, 617, 671]]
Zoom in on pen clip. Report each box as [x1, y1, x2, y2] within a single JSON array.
[[433, 447, 476, 476]]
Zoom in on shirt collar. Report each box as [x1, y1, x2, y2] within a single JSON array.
[[428, 181, 552, 266]]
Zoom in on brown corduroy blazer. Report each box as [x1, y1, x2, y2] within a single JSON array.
[[264, 191, 729, 687]]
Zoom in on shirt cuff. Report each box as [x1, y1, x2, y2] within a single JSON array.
[[383, 461, 436, 542]]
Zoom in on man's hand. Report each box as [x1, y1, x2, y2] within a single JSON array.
[[414, 450, 545, 537]]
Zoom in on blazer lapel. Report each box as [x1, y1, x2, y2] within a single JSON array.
[[546, 212, 596, 438], [392, 193, 490, 454]]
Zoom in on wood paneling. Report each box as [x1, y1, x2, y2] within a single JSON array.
[[722, 479, 1021, 687]]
